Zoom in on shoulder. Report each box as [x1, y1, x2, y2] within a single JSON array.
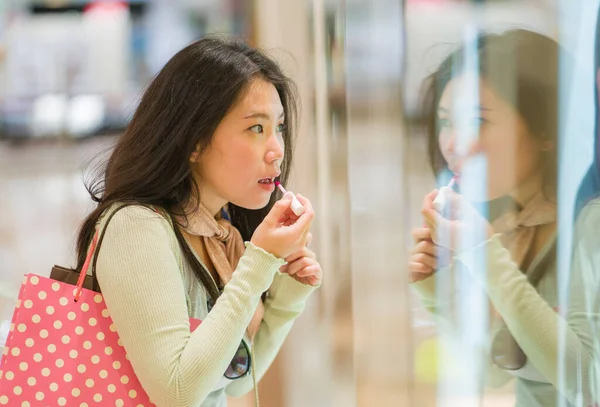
[[575, 196, 600, 237], [98, 203, 175, 242]]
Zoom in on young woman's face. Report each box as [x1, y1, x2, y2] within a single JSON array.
[[437, 75, 543, 201], [192, 78, 285, 215]]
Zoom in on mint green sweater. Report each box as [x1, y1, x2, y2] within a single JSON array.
[[412, 198, 600, 406], [93, 204, 316, 407]]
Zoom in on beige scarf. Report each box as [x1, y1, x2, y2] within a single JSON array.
[[181, 203, 265, 340], [492, 191, 556, 269], [486, 189, 556, 328]]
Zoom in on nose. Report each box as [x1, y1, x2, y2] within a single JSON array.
[[265, 132, 284, 165], [440, 128, 457, 156], [441, 129, 481, 172]]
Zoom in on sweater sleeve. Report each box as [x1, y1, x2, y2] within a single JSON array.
[[226, 271, 317, 397], [95, 206, 285, 407], [410, 265, 513, 388], [456, 200, 600, 405]]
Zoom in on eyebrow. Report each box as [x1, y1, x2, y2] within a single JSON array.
[[243, 112, 285, 120], [438, 106, 490, 114]]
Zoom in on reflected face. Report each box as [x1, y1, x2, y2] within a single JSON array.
[[191, 79, 285, 215], [437, 76, 543, 201]]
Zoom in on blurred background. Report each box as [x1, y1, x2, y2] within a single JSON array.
[[0, 0, 597, 406]]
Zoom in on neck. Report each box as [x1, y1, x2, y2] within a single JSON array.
[[182, 195, 225, 220], [193, 179, 227, 217], [509, 172, 544, 208]]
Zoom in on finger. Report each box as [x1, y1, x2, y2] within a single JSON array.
[[264, 192, 294, 226], [296, 264, 321, 278], [443, 190, 466, 219], [294, 194, 313, 218], [277, 202, 300, 224], [421, 205, 446, 231], [410, 252, 437, 269], [411, 227, 432, 243], [285, 257, 315, 276], [289, 204, 315, 237], [285, 247, 316, 263], [306, 232, 313, 247], [283, 218, 297, 227], [408, 261, 434, 275], [303, 275, 321, 286], [279, 212, 300, 225], [422, 189, 439, 213], [411, 240, 436, 257], [285, 248, 307, 263]]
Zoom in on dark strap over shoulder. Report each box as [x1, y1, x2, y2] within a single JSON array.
[[527, 237, 557, 289], [50, 203, 153, 293], [51, 203, 221, 301], [90, 203, 153, 290]]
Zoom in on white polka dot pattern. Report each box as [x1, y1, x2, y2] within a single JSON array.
[[0, 274, 179, 406]]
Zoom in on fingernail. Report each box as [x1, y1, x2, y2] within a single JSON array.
[[284, 191, 294, 199]]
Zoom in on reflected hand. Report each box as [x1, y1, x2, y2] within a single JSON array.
[[408, 226, 438, 283], [421, 189, 493, 251]]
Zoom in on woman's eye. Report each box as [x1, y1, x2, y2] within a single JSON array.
[[465, 117, 486, 128], [438, 118, 451, 128], [276, 123, 285, 133], [249, 124, 263, 134]]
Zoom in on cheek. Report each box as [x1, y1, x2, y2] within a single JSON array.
[[223, 144, 263, 182], [481, 132, 540, 185], [438, 129, 452, 158]]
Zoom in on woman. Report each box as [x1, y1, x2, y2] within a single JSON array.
[[75, 37, 322, 407], [409, 29, 599, 406]]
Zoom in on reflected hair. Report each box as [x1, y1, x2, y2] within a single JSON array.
[[419, 29, 561, 200]]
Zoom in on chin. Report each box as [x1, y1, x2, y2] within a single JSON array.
[[459, 186, 494, 203], [230, 198, 271, 211]]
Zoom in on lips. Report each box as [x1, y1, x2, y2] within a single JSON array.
[[258, 173, 281, 184], [258, 178, 275, 184]]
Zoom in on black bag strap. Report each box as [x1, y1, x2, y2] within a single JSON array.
[[526, 235, 557, 288], [88, 203, 153, 291], [86, 202, 221, 302]]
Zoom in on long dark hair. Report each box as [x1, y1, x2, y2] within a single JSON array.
[[76, 36, 299, 300], [575, 5, 600, 217], [419, 29, 561, 201]]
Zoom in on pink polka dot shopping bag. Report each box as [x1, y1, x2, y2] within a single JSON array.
[[0, 204, 201, 406]]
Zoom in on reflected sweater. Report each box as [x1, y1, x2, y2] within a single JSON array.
[[93, 204, 317, 407], [412, 198, 600, 406]]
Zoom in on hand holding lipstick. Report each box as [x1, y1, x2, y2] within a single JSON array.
[[275, 182, 305, 216], [250, 190, 314, 259]]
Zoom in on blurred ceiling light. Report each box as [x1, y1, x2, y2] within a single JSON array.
[[66, 95, 105, 138], [30, 93, 68, 138]]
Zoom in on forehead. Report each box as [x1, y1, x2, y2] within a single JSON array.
[[232, 79, 283, 115], [438, 75, 502, 110]]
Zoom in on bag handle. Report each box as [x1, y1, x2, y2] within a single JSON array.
[[74, 203, 153, 301]]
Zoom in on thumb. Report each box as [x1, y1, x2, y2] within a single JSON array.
[[444, 190, 476, 220], [263, 192, 294, 225]]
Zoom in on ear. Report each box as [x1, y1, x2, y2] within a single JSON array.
[[539, 137, 554, 152], [190, 144, 201, 163]]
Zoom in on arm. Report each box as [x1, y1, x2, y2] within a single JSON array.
[[456, 201, 600, 405], [95, 206, 285, 407], [411, 266, 513, 388], [411, 267, 453, 314], [226, 273, 316, 396]]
